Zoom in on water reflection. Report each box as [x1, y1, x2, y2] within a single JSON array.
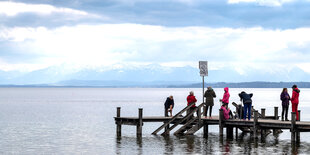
[[115, 132, 307, 154]]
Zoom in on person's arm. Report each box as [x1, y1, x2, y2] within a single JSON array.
[[212, 91, 216, 98]]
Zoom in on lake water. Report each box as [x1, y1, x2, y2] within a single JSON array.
[[0, 87, 310, 154]]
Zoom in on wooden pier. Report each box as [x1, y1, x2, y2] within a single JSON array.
[[114, 103, 308, 142]]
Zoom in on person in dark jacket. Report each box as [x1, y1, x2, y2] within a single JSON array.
[[204, 87, 216, 118], [164, 95, 174, 117], [239, 91, 253, 120], [280, 88, 290, 121], [291, 85, 300, 121]]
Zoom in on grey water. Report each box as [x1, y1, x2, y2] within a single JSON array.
[[0, 88, 310, 154]]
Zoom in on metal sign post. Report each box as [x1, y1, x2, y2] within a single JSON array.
[[199, 61, 208, 104]]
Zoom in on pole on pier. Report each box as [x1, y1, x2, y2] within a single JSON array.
[[297, 110, 301, 142], [116, 107, 122, 137], [253, 110, 258, 139], [219, 109, 224, 137], [291, 112, 296, 143], [137, 108, 143, 137]]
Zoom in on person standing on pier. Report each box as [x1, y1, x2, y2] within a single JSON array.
[[239, 91, 253, 120], [280, 88, 290, 121], [204, 87, 216, 118], [220, 87, 230, 106], [187, 91, 197, 116], [164, 95, 174, 117], [291, 85, 300, 121]]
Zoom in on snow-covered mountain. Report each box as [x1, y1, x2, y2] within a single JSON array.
[[0, 63, 309, 86]]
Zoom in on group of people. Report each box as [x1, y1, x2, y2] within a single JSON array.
[[164, 85, 300, 122], [280, 85, 300, 121]]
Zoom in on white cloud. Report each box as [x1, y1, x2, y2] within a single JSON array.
[[0, 1, 92, 17], [1, 24, 310, 73], [228, 0, 295, 6]]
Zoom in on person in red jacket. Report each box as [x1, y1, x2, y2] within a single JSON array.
[[187, 91, 197, 116], [291, 85, 300, 121]]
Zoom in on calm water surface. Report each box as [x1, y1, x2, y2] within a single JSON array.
[[0, 88, 310, 154]]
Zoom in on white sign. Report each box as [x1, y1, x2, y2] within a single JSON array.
[[199, 61, 208, 76]]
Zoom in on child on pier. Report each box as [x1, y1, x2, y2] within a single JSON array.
[[221, 104, 233, 120]]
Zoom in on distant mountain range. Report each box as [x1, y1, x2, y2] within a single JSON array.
[[0, 63, 309, 87]]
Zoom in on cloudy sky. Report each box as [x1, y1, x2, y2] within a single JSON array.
[[1, 0, 310, 82]]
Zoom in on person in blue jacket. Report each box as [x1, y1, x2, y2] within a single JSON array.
[[239, 91, 253, 120]]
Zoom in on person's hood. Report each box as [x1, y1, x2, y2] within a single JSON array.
[[294, 88, 300, 93], [224, 87, 229, 92]]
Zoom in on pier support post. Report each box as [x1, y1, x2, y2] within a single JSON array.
[[137, 108, 143, 137], [297, 110, 301, 142], [261, 108, 265, 118], [291, 112, 296, 143], [219, 109, 224, 137], [274, 107, 278, 120], [116, 107, 121, 137], [253, 110, 258, 139], [164, 108, 170, 133], [203, 123, 208, 138], [273, 107, 278, 135], [227, 126, 233, 139], [235, 127, 238, 139]]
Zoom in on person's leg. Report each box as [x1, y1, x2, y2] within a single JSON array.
[[292, 103, 297, 120], [281, 105, 285, 121], [248, 103, 252, 120], [243, 104, 248, 120], [205, 105, 209, 117], [296, 104, 299, 121], [285, 105, 289, 120], [209, 106, 213, 117]]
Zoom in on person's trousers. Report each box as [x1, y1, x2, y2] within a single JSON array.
[[292, 103, 299, 121], [205, 105, 213, 117], [243, 103, 252, 120], [281, 105, 289, 120]]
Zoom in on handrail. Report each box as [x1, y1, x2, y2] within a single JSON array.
[[152, 102, 196, 135], [161, 103, 205, 135]]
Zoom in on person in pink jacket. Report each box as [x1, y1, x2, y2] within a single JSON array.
[[291, 85, 300, 121], [221, 104, 232, 120], [220, 87, 230, 106]]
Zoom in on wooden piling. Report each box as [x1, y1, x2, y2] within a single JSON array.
[[261, 108, 265, 118], [116, 107, 121, 137], [203, 123, 208, 138], [297, 110, 301, 142], [291, 112, 296, 142], [273, 107, 278, 135], [137, 108, 143, 137], [164, 108, 169, 133], [274, 107, 278, 120], [227, 126, 233, 139], [253, 110, 258, 139], [219, 109, 223, 137], [235, 127, 238, 139]]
